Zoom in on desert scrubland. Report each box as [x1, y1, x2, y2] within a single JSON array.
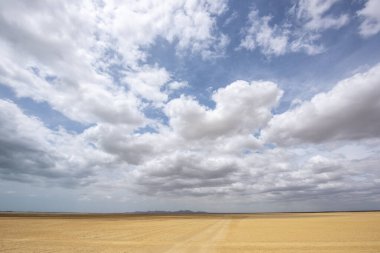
[[0, 212, 379, 253]]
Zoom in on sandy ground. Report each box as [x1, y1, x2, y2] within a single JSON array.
[[0, 212, 380, 252]]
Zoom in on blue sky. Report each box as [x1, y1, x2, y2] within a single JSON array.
[[1, 0, 380, 213]]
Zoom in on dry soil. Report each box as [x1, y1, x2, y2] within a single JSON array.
[[0, 212, 379, 252]]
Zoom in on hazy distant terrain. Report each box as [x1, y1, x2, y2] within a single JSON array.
[[1, 212, 379, 252]]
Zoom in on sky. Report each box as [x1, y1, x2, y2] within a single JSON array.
[[0, 0, 380, 213]]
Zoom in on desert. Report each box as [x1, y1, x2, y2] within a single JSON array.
[[1, 211, 380, 253]]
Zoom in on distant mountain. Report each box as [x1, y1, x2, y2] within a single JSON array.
[[130, 210, 208, 214]]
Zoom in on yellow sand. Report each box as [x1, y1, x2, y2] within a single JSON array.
[[0, 212, 379, 252]]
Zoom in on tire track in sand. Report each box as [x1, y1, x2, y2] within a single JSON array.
[[164, 219, 230, 253]]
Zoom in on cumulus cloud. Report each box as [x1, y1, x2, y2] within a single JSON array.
[[0, 99, 114, 186], [130, 141, 380, 201], [0, 1, 146, 126], [88, 75, 379, 201], [263, 64, 380, 145], [0, 0, 228, 125], [104, 0, 229, 61], [83, 124, 166, 166], [357, 0, 380, 37], [83, 90, 266, 166], [167, 81, 189, 91], [134, 152, 240, 196], [240, 0, 349, 56], [165, 80, 282, 139], [0, 100, 54, 181], [1, 71, 380, 204], [124, 65, 171, 103]]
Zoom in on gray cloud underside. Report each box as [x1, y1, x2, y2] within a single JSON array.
[[0, 100, 114, 187]]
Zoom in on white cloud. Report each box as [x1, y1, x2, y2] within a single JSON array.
[[167, 81, 189, 91], [240, 10, 289, 56], [134, 151, 241, 196], [289, 32, 324, 55], [105, 0, 229, 61], [131, 139, 380, 200], [83, 123, 167, 166], [1, 73, 380, 204], [165, 80, 283, 139], [357, 0, 380, 37], [240, 1, 349, 56], [124, 65, 171, 103], [0, 0, 229, 125], [296, 0, 349, 31], [0, 1, 145, 126], [0, 99, 114, 185], [263, 64, 380, 145], [41, 65, 380, 201]]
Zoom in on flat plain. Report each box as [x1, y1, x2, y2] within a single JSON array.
[[0, 212, 379, 253]]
